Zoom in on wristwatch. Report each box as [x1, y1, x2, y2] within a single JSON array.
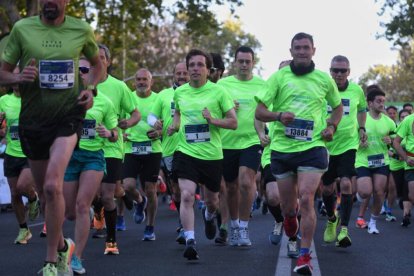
[[86, 84, 97, 96]]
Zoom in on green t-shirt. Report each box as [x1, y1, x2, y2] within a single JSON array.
[[326, 82, 367, 155], [1, 16, 98, 128], [355, 113, 396, 168], [79, 92, 118, 152], [125, 91, 161, 155], [174, 81, 234, 160], [396, 114, 414, 170], [218, 75, 265, 149], [97, 75, 136, 159], [261, 123, 274, 168], [0, 94, 24, 157], [255, 66, 341, 153], [150, 87, 179, 157], [389, 122, 405, 171]]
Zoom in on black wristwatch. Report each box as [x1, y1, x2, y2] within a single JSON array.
[[359, 126, 366, 132]]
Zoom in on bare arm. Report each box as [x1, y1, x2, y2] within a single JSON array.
[[118, 109, 141, 129], [202, 108, 237, 130], [254, 118, 270, 147], [0, 59, 37, 86], [322, 103, 343, 141], [255, 102, 295, 126], [393, 135, 414, 166], [168, 109, 181, 136], [357, 111, 367, 143]]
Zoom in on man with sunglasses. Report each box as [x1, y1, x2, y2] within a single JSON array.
[[209, 53, 225, 83], [217, 46, 267, 246], [320, 55, 367, 248], [0, 1, 104, 274], [255, 32, 343, 275]]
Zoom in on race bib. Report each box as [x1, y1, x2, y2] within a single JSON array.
[[368, 154, 385, 168], [39, 60, 75, 89], [285, 119, 314, 141], [81, 119, 96, 139], [342, 99, 350, 115], [170, 101, 175, 117], [185, 124, 210, 143], [9, 125, 19, 141], [132, 141, 152, 155]]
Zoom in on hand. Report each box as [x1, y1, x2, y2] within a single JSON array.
[[321, 126, 334, 142], [118, 119, 129, 129], [360, 140, 368, 148], [154, 119, 163, 130], [78, 89, 94, 110], [167, 125, 177, 136], [19, 58, 38, 83], [382, 136, 392, 145], [202, 107, 212, 123], [279, 112, 295, 126], [96, 123, 109, 138], [359, 129, 367, 144], [234, 100, 240, 111], [259, 134, 270, 147], [406, 158, 414, 167], [123, 132, 130, 141], [147, 128, 160, 140]]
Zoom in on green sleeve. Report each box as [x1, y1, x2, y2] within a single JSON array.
[[220, 88, 235, 114], [151, 94, 163, 118], [255, 72, 278, 107], [121, 87, 136, 115], [2, 25, 21, 65], [81, 24, 99, 60], [325, 77, 341, 109]]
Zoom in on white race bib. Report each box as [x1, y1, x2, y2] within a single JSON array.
[[185, 124, 210, 143], [39, 60, 75, 89], [81, 119, 96, 140], [132, 141, 152, 155], [285, 119, 314, 141], [368, 154, 385, 168], [9, 125, 19, 141]]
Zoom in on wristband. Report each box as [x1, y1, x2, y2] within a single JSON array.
[[327, 122, 337, 132], [110, 130, 115, 138], [359, 126, 366, 132], [276, 112, 283, 122]]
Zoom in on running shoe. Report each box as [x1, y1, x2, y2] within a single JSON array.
[[336, 227, 352, 248], [133, 196, 147, 224], [40, 223, 47, 237], [293, 253, 313, 275], [14, 228, 32, 244], [40, 263, 57, 276], [169, 201, 177, 211], [367, 221, 380, 234], [93, 207, 105, 230], [323, 215, 340, 243], [287, 239, 300, 258], [28, 194, 40, 221], [104, 242, 119, 255], [176, 228, 186, 244], [385, 213, 397, 222], [202, 207, 216, 240], [183, 239, 199, 260], [92, 228, 106, 239], [116, 216, 126, 231], [142, 225, 156, 241], [214, 228, 228, 245], [71, 255, 86, 275], [318, 201, 327, 217], [158, 176, 167, 193], [355, 217, 367, 229], [229, 227, 240, 246], [57, 238, 75, 275], [283, 215, 299, 238], [238, 227, 252, 246], [269, 221, 283, 245], [401, 214, 411, 227]]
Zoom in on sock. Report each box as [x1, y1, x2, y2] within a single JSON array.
[[104, 208, 117, 242], [369, 214, 379, 224], [239, 220, 248, 228], [230, 219, 239, 228], [300, 247, 310, 256], [184, 230, 195, 240], [92, 197, 103, 214], [58, 239, 68, 252], [323, 193, 337, 218], [220, 223, 228, 231], [340, 194, 353, 227], [204, 208, 216, 221], [19, 223, 28, 229], [268, 204, 284, 223]]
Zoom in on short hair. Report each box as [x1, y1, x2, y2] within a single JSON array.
[[367, 87, 385, 103], [210, 53, 225, 70], [399, 109, 411, 119], [403, 103, 413, 109], [235, 46, 255, 61], [365, 84, 382, 94], [98, 44, 111, 61], [331, 55, 350, 66], [186, 49, 212, 70], [386, 105, 398, 112], [291, 32, 314, 47]]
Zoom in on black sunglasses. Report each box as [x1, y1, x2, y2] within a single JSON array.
[[210, 67, 218, 74], [79, 67, 90, 74], [330, 68, 348, 74]]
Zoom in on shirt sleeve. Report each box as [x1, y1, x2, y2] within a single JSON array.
[[325, 77, 341, 109]]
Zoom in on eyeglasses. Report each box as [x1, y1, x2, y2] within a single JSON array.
[[330, 68, 348, 74], [79, 67, 90, 74], [210, 67, 218, 74]]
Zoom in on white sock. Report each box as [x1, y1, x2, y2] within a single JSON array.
[[239, 220, 249, 228], [184, 230, 195, 240], [370, 214, 378, 224], [230, 219, 239, 228]]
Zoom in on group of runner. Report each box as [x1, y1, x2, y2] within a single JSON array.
[[1, 1, 414, 276]]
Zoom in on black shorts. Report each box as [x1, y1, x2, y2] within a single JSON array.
[[356, 166, 390, 178], [405, 169, 414, 183], [270, 146, 328, 180], [262, 164, 276, 188], [322, 149, 357, 186], [3, 154, 29, 178], [102, 158, 123, 183], [222, 144, 262, 182], [392, 169, 408, 201], [172, 151, 222, 193], [123, 153, 162, 183], [19, 106, 85, 160]]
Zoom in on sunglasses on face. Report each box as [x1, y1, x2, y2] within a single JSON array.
[[210, 67, 218, 74], [79, 67, 90, 74], [330, 68, 348, 74]]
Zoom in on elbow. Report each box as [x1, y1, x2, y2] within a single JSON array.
[[230, 119, 238, 130]]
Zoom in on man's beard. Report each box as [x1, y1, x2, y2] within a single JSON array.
[[42, 3, 60, 20]]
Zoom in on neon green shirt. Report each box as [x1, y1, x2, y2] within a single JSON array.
[[256, 66, 341, 153], [396, 114, 414, 170], [2, 16, 98, 128], [389, 123, 405, 171], [125, 91, 161, 155], [326, 82, 367, 155], [150, 87, 179, 157], [174, 81, 234, 160], [218, 75, 265, 149], [79, 92, 118, 152], [97, 75, 136, 159], [261, 123, 274, 168], [0, 94, 24, 157], [355, 113, 396, 168]]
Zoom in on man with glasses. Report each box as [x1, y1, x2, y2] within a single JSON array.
[[209, 53, 225, 83], [321, 55, 367, 248], [217, 46, 267, 246]]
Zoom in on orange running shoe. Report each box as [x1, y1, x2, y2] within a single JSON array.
[[104, 242, 119, 255], [355, 217, 368, 229], [93, 207, 106, 230]]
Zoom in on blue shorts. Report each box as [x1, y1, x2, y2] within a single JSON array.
[[64, 149, 105, 182], [356, 166, 390, 178]]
